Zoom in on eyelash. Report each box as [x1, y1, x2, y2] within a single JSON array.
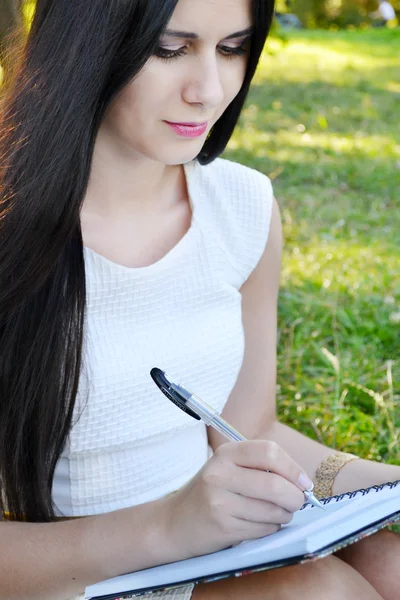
[[155, 44, 249, 62]]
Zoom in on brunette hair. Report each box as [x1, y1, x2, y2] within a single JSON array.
[[0, 0, 275, 522]]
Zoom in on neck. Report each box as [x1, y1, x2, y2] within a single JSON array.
[[82, 126, 183, 221]]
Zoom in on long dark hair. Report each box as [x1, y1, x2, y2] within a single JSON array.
[[0, 0, 275, 523]]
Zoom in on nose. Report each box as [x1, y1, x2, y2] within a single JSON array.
[[182, 53, 225, 109]]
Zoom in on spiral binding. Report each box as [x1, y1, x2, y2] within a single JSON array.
[[301, 479, 400, 510]]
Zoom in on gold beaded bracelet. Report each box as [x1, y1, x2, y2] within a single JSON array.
[[313, 452, 360, 499]]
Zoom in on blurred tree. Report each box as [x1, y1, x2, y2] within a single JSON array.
[[291, 0, 327, 27], [0, 0, 23, 81], [290, 0, 398, 26]]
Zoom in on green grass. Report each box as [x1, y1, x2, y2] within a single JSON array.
[[223, 28, 400, 465]]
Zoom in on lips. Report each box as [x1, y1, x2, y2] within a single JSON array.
[[164, 121, 208, 138], [166, 121, 208, 127], [171, 122, 207, 126]]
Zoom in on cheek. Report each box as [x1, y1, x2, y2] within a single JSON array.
[[223, 63, 247, 104], [132, 63, 178, 109], [110, 68, 167, 126], [115, 87, 148, 123], [104, 90, 139, 137]]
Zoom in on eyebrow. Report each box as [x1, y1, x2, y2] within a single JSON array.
[[162, 26, 254, 40]]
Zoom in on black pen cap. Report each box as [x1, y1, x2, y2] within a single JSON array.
[[150, 368, 201, 421]]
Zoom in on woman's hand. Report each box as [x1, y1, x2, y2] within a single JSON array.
[[159, 440, 312, 560]]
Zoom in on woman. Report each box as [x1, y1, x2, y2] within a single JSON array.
[[0, 0, 399, 599]]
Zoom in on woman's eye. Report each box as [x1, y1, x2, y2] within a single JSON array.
[[154, 42, 249, 62], [218, 44, 249, 58], [155, 46, 187, 61]]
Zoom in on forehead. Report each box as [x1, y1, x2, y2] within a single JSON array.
[[168, 0, 253, 37]]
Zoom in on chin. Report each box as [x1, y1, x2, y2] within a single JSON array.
[[156, 146, 204, 166]]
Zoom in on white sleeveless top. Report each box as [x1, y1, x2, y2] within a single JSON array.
[[52, 158, 273, 517]]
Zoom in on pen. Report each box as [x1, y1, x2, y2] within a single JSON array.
[[150, 367, 326, 511]]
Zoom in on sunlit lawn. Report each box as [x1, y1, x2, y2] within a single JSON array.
[[224, 28, 400, 465]]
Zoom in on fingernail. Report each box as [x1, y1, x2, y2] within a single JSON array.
[[298, 472, 313, 491]]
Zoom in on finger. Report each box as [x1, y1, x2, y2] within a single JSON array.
[[231, 520, 281, 542], [226, 466, 304, 513], [227, 491, 295, 525], [221, 439, 313, 492]]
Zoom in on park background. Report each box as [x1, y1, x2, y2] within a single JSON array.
[[1, 2, 399, 467]]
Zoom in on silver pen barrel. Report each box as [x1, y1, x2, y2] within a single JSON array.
[[186, 394, 246, 441], [209, 415, 246, 442]]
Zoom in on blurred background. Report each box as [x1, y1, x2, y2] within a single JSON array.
[[275, 0, 398, 28], [1, 1, 399, 467]]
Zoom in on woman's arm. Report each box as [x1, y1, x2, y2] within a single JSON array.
[[0, 498, 173, 600], [263, 420, 400, 494], [208, 196, 400, 493]]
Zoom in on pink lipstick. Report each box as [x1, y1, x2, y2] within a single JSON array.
[[164, 121, 208, 138]]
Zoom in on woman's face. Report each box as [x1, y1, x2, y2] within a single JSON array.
[[101, 0, 253, 165]]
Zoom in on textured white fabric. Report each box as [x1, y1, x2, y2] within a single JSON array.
[[52, 157, 273, 517]]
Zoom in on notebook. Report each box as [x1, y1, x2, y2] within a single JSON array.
[[85, 480, 400, 600]]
